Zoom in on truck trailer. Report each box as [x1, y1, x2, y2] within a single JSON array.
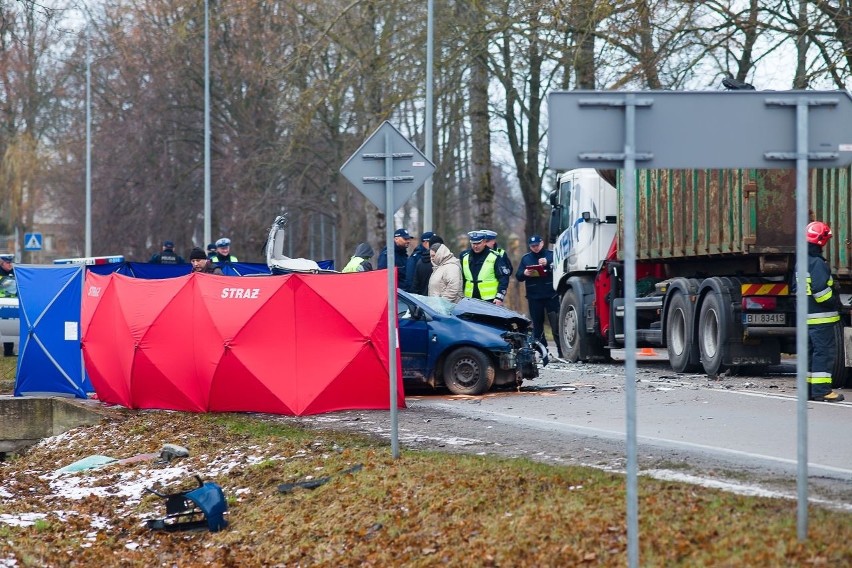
[[548, 167, 852, 387]]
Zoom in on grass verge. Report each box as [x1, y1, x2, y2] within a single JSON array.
[[0, 411, 849, 566]]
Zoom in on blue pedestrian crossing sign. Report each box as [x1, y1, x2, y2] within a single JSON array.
[[24, 232, 43, 251]]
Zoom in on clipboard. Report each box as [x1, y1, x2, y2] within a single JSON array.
[[526, 264, 547, 276]]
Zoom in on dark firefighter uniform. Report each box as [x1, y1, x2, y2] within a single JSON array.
[[806, 241, 841, 401]]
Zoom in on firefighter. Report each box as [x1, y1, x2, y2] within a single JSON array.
[[461, 231, 510, 305], [805, 221, 844, 402]]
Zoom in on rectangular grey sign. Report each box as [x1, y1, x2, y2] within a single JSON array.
[[548, 90, 852, 170]]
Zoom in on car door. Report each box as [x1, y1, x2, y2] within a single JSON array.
[[397, 295, 429, 379]]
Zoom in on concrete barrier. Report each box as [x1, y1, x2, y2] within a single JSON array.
[[0, 396, 105, 454]]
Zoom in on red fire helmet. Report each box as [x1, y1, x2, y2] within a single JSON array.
[[806, 221, 833, 246]]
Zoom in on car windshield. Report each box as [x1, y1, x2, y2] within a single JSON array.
[[409, 293, 454, 316], [0, 275, 16, 297]]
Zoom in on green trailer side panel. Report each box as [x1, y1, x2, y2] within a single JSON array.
[[617, 166, 852, 278], [812, 167, 852, 278]]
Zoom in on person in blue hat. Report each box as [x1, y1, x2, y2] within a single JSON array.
[[516, 234, 563, 358], [460, 230, 510, 305], [211, 237, 238, 263], [377, 228, 413, 288], [481, 229, 513, 281], [149, 240, 185, 264]]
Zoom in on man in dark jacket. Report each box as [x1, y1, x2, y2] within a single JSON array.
[[377, 228, 412, 289], [410, 234, 444, 295], [405, 231, 433, 294], [189, 247, 223, 274], [516, 235, 563, 358], [149, 240, 184, 264]]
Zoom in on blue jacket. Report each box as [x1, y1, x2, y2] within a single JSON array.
[[378, 243, 410, 289], [515, 249, 556, 300]]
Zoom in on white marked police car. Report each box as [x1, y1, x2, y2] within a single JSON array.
[[0, 256, 19, 352]]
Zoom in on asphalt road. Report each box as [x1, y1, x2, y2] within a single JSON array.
[[289, 352, 852, 511]]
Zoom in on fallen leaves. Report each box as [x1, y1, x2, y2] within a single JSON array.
[[0, 410, 849, 567]]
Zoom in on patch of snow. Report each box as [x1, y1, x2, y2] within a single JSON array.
[[0, 512, 46, 527], [642, 469, 852, 512], [0, 487, 12, 498]]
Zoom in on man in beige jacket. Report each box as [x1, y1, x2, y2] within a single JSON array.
[[428, 243, 463, 303]]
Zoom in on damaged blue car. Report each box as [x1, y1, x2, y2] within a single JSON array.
[[397, 291, 543, 395]]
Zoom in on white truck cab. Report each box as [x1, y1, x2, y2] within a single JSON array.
[[550, 169, 618, 281]]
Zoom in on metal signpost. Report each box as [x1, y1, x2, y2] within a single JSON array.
[[548, 90, 852, 566], [341, 121, 435, 458]]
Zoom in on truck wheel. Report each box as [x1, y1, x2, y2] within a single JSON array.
[[831, 324, 849, 388], [442, 347, 495, 395], [698, 290, 729, 376], [666, 292, 699, 373], [560, 289, 585, 362]]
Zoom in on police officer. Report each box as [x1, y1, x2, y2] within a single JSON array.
[[516, 235, 563, 358], [0, 254, 13, 277], [805, 221, 844, 402], [211, 237, 238, 263], [377, 229, 413, 289], [461, 231, 510, 305], [481, 229, 513, 275], [149, 240, 185, 264], [0, 254, 14, 356]]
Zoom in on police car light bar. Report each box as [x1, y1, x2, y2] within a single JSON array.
[[53, 255, 124, 266]]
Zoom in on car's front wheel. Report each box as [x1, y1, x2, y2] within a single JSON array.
[[442, 347, 495, 395]]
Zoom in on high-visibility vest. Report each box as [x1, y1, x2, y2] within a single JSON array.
[[211, 254, 238, 263], [462, 251, 498, 299], [342, 256, 365, 273]]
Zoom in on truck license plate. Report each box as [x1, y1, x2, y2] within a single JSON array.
[[744, 313, 786, 325]]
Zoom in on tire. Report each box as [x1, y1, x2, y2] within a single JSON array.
[[559, 288, 609, 363], [559, 289, 584, 362], [442, 347, 495, 395], [831, 323, 849, 388], [665, 292, 699, 373], [697, 289, 731, 376]]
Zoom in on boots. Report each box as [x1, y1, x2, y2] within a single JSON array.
[[546, 312, 563, 358], [810, 390, 845, 402]]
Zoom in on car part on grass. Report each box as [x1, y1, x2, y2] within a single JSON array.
[[278, 464, 363, 494], [159, 444, 189, 463], [146, 475, 228, 532]]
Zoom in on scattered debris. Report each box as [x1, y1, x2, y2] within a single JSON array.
[[159, 444, 189, 463], [278, 464, 363, 494], [145, 475, 228, 532]]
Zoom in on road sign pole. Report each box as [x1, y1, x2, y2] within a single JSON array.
[[385, 129, 400, 459], [622, 94, 639, 568], [794, 98, 810, 542], [340, 121, 436, 460]]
